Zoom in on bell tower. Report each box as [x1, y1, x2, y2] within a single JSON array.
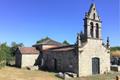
[[84, 3, 102, 39]]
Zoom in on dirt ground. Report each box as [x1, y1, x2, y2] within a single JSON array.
[[70, 72, 120, 80], [0, 66, 62, 80], [1, 66, 120, 80]]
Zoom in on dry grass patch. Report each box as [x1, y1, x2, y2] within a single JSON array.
[[69, 72, 120, 80], [0, 66, 62, 80], [111, 50, 120, 57]]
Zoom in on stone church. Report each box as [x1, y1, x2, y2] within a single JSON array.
[[15, 3, 110, 77]]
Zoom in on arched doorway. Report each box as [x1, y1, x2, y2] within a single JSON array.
[[92, 57, 100, 74]]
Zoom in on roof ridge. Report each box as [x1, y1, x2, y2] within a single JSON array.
[[36, 37, 64, 46]]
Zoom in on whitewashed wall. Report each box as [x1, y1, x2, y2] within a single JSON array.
[[21, 54, 39, 68]]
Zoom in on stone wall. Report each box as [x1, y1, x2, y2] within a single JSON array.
[[43, 50, 78, 73], [78, 39, 110, 77], [15, 50, 22, 67]]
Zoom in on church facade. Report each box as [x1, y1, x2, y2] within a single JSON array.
[[76, 3, 111, 76], [15, 3, 110, 77]]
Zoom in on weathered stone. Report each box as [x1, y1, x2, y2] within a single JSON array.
[[116, 75, 120, 80], [65, 72, 77, 78], [64, 73, 71, 80], [56, 72, 64, 79], [27, 66, 39, 70]]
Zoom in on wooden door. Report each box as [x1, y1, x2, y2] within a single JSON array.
[[92, 57, 100, 74]]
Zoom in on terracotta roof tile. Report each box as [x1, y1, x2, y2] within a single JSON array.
[[18, 47, 39, 54], [44, 45, 75, 52]]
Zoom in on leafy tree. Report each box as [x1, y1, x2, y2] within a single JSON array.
[[0, 42, 24, 68], [110, 46, 120, 51], [0, 43, 12, 68], [36, 37, 49, 44], [63, 40, 70, 45]]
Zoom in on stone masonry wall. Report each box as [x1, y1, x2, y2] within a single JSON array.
[[78, 39, 110, 77], [43, 50, 78, 73]]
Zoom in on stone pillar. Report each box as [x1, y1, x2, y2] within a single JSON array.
[[78, 52, 81, 77], [77, 33, 82, 77], [93, 26, 96, 38], [77, 33, 81, 47], [87, 25, 91, 38], [99, 28, 102, 39]]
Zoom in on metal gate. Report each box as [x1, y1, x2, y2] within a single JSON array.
[[92, 57, 100, 74]]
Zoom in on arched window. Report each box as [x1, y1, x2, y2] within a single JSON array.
[[96, 23, 99, 38], [90, 22, 94, 38], [93, 13, 95, 20]]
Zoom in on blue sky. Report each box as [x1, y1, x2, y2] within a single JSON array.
[[0, 0, 119, 47]]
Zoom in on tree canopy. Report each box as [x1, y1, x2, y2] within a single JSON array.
[[36, 37, 49, 44], [0, 43, 12, 68], [63, 40, 70, 45], [0, 42, 24, 68], [110, 46, 120, 51]]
